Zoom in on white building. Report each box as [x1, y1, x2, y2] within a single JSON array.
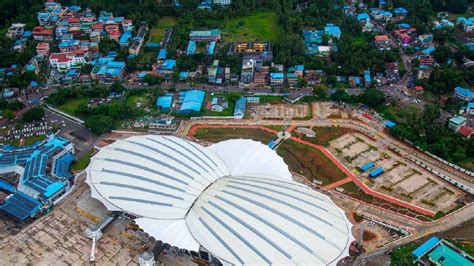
[[49, 52, 85, 73], [213, 0, 231, 5], [86, 136, 354, 265]]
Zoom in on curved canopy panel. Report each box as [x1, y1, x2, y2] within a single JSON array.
[[87, 135, 353, 265], [186, 176, 352, 265], [135, 218, 200, 251], [86, 135, 230, 219], [208, 139, 292, 181]]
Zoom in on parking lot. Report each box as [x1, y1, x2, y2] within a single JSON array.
[[330, 133, 464, 213]]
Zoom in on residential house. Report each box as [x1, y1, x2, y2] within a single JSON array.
[[254, 67, 268, 87], [32, 26, 53, 42], [36, 42, 50, 56], [467, 102, 474, 115], [393, 7, 408, 20], [448, 116, 467, 131], [458, 126, 474, 139], [133, 117, 176, 130], [207, 60, 222, 84], [241, 58, 257, 84], [211, 96, 228, 112], [6, 23, 26, 39], [287, 72, 298, 86], [270, 72, 284, 86], [324, 24, 342, 39], [375, 35, 391, 50]]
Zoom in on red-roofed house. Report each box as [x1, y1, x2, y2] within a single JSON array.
[[458, 126, 474, 139], [36, 42, 50, 56], [414, 86, 424, 94], [375, 35, 391, 50], [49, 52, 85, 73], [108, 30, 121, 41], [32, 26, 53, 42]]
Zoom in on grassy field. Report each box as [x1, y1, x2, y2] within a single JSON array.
[[301, 127, 355, 147], [459, 157, 474, 172], [72, 149, 94, 171], [222, 11, 279, 42], [276, 139, 347, 185], [58, 98, 87, 116], [1, 135, 46, 146], [193, 128, 275, 143], [150, 16, 177, 42]]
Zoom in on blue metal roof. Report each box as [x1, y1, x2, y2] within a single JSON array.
[[385, 120, 396, 128], [271, 72, 284, 79], [369, 167, 384, 177], [234, 97, 247, 116], [157, 49, 167, 60], [455, 86, 473, 98], [180, 90, 205, 113], [360, 162, 375, 171], [187, 41, 196, 55], [357, 13, 370, 21], [412, 236, 440, 258], [156, 94, 173, 110]]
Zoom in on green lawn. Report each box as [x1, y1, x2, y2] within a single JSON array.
[[72, 149, 94, 171], [459, 157, 474, 172], [58, 98, 87, 116], [222, 11, 279, 42], [150, 16, 177, 42], [1, 135, 46, 146]]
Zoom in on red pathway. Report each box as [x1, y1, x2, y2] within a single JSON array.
[[188, 124, 437, 217], [322, 177, 352, 190]]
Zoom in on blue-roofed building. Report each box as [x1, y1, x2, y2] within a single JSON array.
[[398, 23, 411, 29], [0, 192, 42, 221], [412, 237, 440, 259], [369, 167, 384, 178], [270, 72, 284, 86], [162, 59, 176, 70], [360, 162, 375, 172], [412, 237, 474, 266], [324, 24, 342, 39], [187, 40, 197, 55], [91, 60, 126, 82], [179, 71, 189, 80], [303, 30, 324, 55], [0, 136, 75, 217], [119, 31, 132, 47], [448, 116, 467, 131], [385, 120, 396, 128], [156, 94, 173, 112], [157, 49, 167, 61], [393, 7, 408, 17], [454, 86, 474, 101], [234, 97, 247, 118], [364, 70, 372, 86], [466, 102, 474, 115], [180, 90, 205, 114], [208, 41, 216, 55], [357, 13, 370, 21], [421, 47, 436, 55]]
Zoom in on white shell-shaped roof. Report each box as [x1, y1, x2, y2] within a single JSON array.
[[86, 135, 354, 265]]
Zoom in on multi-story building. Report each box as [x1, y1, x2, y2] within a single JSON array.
[[32, 26, 54, 42], [49, 52, 85, 73], [90, 59, 126, 82], [189, 29, 221, 41], [129, 23, 148, 55], [270, 72, 284, 86], [36, 42, 50, 56], [6, 23, 26, 39]]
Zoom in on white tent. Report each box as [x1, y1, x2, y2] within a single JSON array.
[[86, 135, 354, 265]]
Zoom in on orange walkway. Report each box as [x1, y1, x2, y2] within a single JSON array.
[[286, 124, 296, 133], [322, 177, 352, 190], [188, 124, 437, 217]]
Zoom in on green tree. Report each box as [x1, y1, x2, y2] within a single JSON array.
[[22, 107, 45, 122], [85, 114, 114, 135]]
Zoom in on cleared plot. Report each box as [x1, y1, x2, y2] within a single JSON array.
[[300, 127, 355, 147], [150, 16, 177, 42], [222, 11, 279, 42], [255, 104, 308, 119]]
